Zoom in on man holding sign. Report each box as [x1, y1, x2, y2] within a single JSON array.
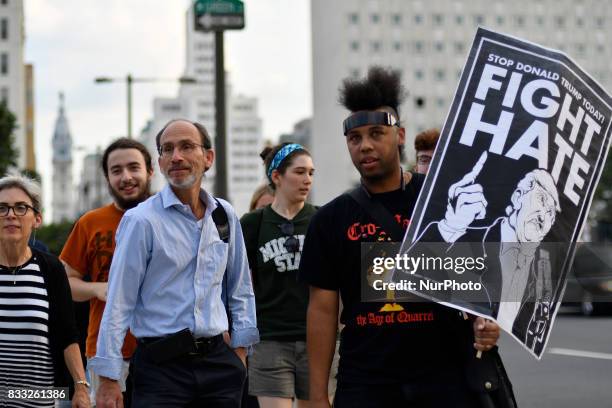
[[299, 67, 505, 408]]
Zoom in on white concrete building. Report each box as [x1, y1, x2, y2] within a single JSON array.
[[140, 5, 263, 216], [227, 93, 264, 215], [76, 149, 111, 216], [0, 0, 25, 169], [311, 0, 612, 204], [51, 93, 74, 222], [279, 118, 312, 150]]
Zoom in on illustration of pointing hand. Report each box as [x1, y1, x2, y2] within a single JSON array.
[[438, 152, 488, 242]]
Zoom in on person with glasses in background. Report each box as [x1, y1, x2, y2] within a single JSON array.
[[0, 174, 90, 408], [241, 143, 332, 408], [414, 128, 440, 175]]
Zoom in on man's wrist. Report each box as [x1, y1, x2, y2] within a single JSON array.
[[310, 385, 330, 401]]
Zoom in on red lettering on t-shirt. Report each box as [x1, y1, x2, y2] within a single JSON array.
[[354, 309, 436, 327]]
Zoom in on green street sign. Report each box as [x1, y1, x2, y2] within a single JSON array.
[[194, 0, 245, 32]]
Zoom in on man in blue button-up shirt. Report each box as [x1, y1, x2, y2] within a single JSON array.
[[92, 119, 259, 408]]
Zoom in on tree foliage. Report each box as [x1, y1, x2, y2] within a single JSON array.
[[0, 102, 18, 177], [35, 221, 76, 256]]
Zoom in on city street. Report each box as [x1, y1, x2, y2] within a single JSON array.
[[499, 309, 612, 408]]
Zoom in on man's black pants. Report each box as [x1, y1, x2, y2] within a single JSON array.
[[131, 336, 246, 407]]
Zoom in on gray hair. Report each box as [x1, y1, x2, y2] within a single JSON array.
[[0, 173, 42, 213]]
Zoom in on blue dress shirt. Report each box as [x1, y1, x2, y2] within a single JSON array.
[[90, 185, 259, 380]]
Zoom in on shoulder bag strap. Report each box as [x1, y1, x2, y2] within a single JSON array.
[[348, 186, 405, 241]]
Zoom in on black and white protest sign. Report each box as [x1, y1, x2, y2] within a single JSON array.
[[394, 28, 612, 358]]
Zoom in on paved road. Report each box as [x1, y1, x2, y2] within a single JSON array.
[[498, 310, 612, 408]]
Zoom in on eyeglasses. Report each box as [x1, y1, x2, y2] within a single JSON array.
[[416, 154, 432, 165], [0, 203, 37, 217], [278, 222, 300, 253], [158, 141, 206, 157]]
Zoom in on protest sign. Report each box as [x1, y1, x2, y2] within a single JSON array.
[[393, 28, 612, 358]]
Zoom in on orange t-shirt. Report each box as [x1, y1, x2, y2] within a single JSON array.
[[60, 204, 137, 359]]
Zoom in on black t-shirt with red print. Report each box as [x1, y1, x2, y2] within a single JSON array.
[[299, 178, 470, 384]]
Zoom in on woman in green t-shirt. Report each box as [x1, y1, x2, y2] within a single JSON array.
[[241, 143, 317, 408]]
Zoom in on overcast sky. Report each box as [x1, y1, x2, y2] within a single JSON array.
[[24, 0, 311, 215]]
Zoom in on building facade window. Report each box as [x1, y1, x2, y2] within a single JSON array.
[[370, 13, 380, 24], [348, 13, 359, 24], [350, 40, 359, 52], [393, 41, 402, 52], [414, 14, 423, 24], [1, 87, 8, 105], [0, 0, 7, 5], [195, 42, 213, 50], [162, 103, 181, 112], [515, 15, 525, 27], [455, 15, 464, 25], [392, 14, 402, 25], [415, 70, 424, 80], [371, 41, 381, 52], [433, 14, 443, 24], [414, 41, 424, 53], [0, 18, 7, 40], [0, 53, 7, 75], [434, 69, 445, 80], [415, 97, 426, 109], [555, 16, 565, 28]]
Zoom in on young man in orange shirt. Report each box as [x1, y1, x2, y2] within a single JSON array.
[[61, 138, 153, 406]]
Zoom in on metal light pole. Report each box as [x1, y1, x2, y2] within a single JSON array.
[[94, 75, 197, 138], [214, 32, 228, 199], [193, 0, 245, 200]]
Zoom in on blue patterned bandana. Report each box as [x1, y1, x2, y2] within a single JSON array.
[[267, 143, 304, 179]]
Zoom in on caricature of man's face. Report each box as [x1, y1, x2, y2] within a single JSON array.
[[514, 184, 557, 243]]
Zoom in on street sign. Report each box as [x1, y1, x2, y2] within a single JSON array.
[[194, 0, 245, 32]]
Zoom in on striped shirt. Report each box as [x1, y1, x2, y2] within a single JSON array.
[[0, 258, 54, 408]]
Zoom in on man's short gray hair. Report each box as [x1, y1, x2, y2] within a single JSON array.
[[0, 173, 42, 213]]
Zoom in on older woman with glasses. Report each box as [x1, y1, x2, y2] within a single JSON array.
[[0, 174, 89, 408], [240, 143, 323, 408]]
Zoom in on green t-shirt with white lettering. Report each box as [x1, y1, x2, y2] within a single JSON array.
[[240, 203, 317, 341]]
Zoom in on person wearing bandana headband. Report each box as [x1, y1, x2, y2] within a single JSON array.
[[241, 143, 338, 407], [298, 67, 503, 408]]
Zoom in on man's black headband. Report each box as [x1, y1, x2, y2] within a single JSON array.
[[342, 111, 399, 135]]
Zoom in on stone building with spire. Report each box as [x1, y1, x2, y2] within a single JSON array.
[[51, 92, 74, 222]]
